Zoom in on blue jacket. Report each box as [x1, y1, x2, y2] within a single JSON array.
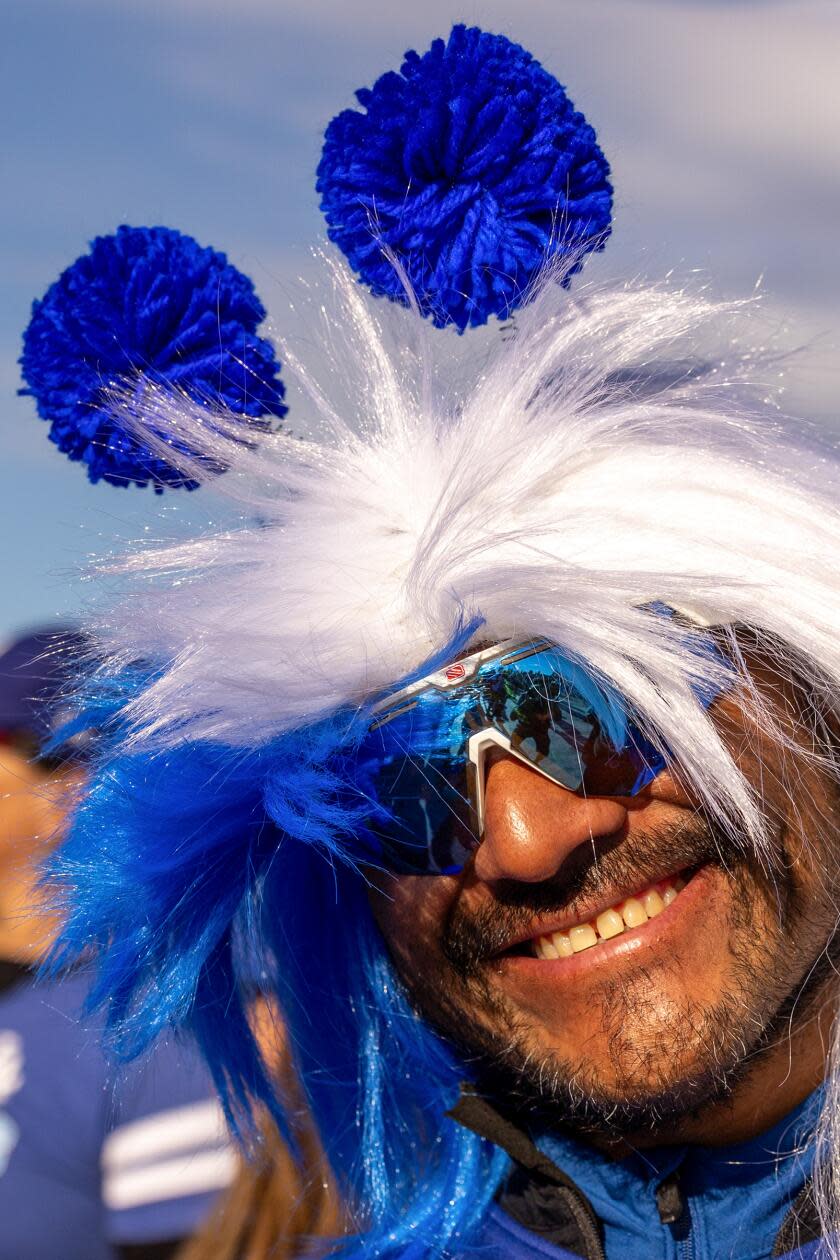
[[465, 1205, 822, 1260], [450, 1090, 825, 1260]]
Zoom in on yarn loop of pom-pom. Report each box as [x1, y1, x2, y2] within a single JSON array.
[[318, 24, 613, 332], [19, 225, 286, 491]]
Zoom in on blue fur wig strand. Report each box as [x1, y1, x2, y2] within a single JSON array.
[[317, 25, 613, 331], [47, 631, 509, 1258], [19, 225, 286, 491]]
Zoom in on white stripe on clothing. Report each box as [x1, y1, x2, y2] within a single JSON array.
[[103, 1145, 237, 1210], [102, 1098, 228, 1172]]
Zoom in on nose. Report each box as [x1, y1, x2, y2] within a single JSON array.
[[473, 755, 629, 883]]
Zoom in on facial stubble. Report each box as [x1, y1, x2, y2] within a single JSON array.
[[392, 812, 837, 1139]]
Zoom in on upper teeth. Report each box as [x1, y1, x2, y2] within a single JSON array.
[[533, 878, 686, 959]]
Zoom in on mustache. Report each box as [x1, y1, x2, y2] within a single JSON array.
[[442, 811, 742, 978]]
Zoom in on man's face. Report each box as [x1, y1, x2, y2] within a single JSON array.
[[368, 656, 840, 1140], [0, 744, 49, 858], [0, 742, 80, 865]]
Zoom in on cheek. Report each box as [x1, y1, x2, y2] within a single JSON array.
[[367, 873, 457, 979], [778, 828, 840, 957], [748, 752, 840, 935], [715, 692, 840, 923]]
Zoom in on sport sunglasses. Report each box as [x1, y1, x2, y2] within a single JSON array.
[[351, 636, 724, 876]]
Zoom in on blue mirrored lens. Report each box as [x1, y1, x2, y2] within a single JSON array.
[[355, 725, 475, 874], [353, 643, 667, 875]]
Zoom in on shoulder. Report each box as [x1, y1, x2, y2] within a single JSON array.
[[0, 969, 107, 1120], [102, 1037, 234, 1248]]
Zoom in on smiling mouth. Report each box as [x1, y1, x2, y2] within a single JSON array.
[[530, 875, 688, 959]]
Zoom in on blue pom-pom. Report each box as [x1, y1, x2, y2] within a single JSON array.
[[317, 25, 613, 332], [19, 226, 287, 491]]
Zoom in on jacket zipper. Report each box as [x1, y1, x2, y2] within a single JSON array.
[[656, 1171, 694, 1260], [677, 1220, 694, 1260]]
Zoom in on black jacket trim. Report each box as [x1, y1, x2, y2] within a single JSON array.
[[448, 1089, 605, 1260]]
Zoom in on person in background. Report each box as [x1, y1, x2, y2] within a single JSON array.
[[0, 628, 234, 1260]]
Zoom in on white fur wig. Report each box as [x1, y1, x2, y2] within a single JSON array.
[[89, 258, 840, 865]]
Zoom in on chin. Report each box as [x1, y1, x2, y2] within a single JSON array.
[[475, 1025, 752, 1139]]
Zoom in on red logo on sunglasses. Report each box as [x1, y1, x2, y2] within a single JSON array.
[[445, 663, 466, 681]]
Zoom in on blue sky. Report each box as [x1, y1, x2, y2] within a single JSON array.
[[3, 0, 839, 642]]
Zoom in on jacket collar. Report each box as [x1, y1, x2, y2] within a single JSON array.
[[449, 1087, 822, 1260]]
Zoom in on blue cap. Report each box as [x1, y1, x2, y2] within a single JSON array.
[[0, 628, 90, 756]]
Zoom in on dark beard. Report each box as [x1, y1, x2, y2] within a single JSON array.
[[466, 929, 840, 1143], [404, 810, 822, 1141]]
